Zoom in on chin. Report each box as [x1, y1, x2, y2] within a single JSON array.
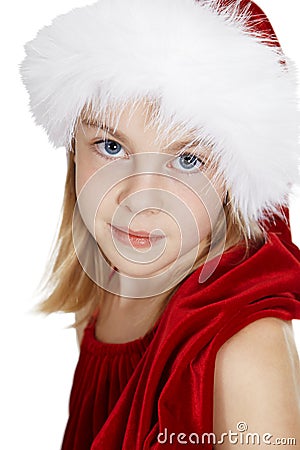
[[108, 255, 172, 279]]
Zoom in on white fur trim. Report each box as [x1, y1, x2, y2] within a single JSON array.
[[19, 0, 300, 233]]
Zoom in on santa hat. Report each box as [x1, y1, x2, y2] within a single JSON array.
[[19, 0, 300, 235]]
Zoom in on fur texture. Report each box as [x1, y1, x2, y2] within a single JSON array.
[[19, 0, 300, 234]]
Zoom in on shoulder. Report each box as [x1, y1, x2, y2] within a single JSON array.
[[213, 317, 300, 449], [215, 316, 298, 366]]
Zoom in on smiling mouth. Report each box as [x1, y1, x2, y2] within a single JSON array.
[[109, 224, 165, 248], [112, 225, 164, 238]]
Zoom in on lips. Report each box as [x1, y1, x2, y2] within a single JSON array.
[[109, 224, 165, 249], [111, 225, 163, 239]]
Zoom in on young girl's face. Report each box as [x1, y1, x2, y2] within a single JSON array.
[[73, 101, 226, 281]]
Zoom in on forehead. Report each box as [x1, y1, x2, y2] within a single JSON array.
[[77, 98, 202, 147]]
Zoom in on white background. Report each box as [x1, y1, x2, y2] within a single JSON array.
[[1, 1, 300, 449]]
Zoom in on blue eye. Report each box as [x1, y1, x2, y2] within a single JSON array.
[[93, 139, 125, 158], [171, 153, 205, 173], [92, 139, 205, 174]]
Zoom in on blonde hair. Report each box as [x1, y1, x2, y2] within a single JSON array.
[[34, 142, 266, 332]]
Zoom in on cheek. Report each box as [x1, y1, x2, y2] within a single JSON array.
[[95, 188, 117, 222], [180, 188, 223, 245], [74, 153, 100, 198], [186, 202, 210, 246]]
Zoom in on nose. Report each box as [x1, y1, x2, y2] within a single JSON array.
[[117, 173, 164, 215]]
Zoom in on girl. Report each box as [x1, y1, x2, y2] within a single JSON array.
[[20, 0, 300, 449]]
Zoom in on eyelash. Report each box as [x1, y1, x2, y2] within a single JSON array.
[[90, 139, 206, 174]]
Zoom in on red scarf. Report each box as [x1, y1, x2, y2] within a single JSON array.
[[88, 208, 300, 449]]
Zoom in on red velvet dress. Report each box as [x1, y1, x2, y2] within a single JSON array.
[[61, 211, 300, 449]]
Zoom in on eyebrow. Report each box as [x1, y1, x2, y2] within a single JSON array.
[[82, 120, 208, 155]]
